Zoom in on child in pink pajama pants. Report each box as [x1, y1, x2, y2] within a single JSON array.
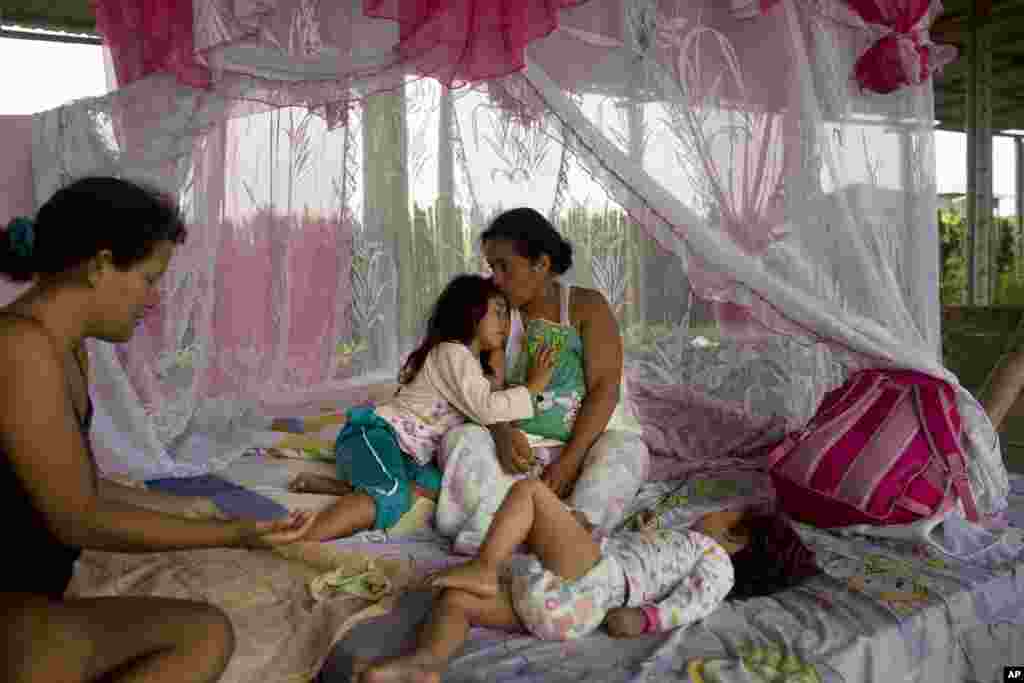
[[504, 522, 734, 640], [355, 480, 807, 683]]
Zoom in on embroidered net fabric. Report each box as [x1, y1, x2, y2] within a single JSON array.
[[14, 0, 1008, 517]]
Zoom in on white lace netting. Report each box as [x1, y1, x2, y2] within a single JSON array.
[[17, 0, 1007, 515]]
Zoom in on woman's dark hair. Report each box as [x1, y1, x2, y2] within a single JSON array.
[[399, 274, 505, 384], [0, 176, 187, 283], [480, 207, 573, 275], [726, 514, 820, 601]]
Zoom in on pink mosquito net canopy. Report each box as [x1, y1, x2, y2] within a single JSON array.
[[20, 0, 1005, 517]]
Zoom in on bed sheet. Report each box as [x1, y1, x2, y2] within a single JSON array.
[[69, 450, 1024, 683], [281, 462, 1024, 683]]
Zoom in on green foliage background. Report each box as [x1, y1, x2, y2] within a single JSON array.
[[940, 208, 1024, 306]]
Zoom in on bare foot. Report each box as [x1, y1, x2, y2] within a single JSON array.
[[572, 510, 596, 533], [430, 560, 499, 598], [604, 607, 648, 638], [288, 473, 352, 495], [360, 651, 445, 683]]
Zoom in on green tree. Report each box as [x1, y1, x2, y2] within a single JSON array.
[[939, 208, 967, 305], [997, 216, 1017, 275], [995, 216, 1024, 304]]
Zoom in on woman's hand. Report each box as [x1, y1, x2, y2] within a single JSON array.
[[234, 509, 318, 549], [525, 344, 557, 396], [492, 424, 535, 475], [542, 453, 582, 498]]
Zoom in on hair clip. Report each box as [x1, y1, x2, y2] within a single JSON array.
[[6, 216, 35, 259]]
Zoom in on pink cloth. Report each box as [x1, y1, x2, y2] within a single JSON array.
[[364, 0, 590, 87], [93, 0, 591, 92], [731, 0, 954, 95], [649, 0, 797, 342], [92, 0, 210, 89], [847, 0, 954, 94]]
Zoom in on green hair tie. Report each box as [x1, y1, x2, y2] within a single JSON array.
[[6, 216, 34, 259]]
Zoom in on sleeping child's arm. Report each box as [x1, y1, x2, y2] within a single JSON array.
[[605, 530, 735, 637], [638, 531, 735, 633], [430, 343, 551, 425]]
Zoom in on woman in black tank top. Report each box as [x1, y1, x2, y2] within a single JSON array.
[[0, 324, 91, 599], [0, 178, 316, 683]]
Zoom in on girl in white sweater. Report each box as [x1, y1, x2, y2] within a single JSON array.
[[295, 274, 555, 541]]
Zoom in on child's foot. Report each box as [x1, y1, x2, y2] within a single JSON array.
[[430, 560, 500, 598], [359, 651, 445, 683], [604, 607, 648, 638], [571, 509, 597, 533], [288, 473, 352, 495]]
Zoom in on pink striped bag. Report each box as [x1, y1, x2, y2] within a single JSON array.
[[767, 369, 978, 529]]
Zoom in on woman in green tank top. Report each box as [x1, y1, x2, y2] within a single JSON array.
[[435, 208, 650, 553]]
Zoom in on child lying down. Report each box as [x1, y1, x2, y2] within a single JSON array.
[[355, 478, 818, 683]]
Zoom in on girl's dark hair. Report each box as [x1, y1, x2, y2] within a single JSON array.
[[480, 207, 573, 275], [726, 514, 820, 601], [399, 274, 505, 384], [0, 176, 187, 283]]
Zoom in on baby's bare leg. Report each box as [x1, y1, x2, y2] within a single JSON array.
[[433, 479, 601, 597], [361, 588, 520, 683], [501, 479, 601, 580]]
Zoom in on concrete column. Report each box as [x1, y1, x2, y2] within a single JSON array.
[[966, 2, 994, 305]]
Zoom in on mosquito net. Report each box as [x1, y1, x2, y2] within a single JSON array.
[[17, 0, 1007, 517]]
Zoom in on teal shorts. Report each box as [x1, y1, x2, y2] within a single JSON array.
[[334, 405, 442, 530]]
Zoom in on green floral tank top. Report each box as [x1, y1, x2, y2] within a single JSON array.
[[506, 316, 586, 442]]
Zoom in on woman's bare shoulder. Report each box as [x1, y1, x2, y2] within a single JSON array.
[[0, 315, 59, 361], [569, 286, 612, 319], [0, 317, 66, 394]]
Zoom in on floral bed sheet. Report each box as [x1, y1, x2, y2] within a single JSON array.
[[305, 465, 1024, 683], [69, 450, 1024, 683]]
